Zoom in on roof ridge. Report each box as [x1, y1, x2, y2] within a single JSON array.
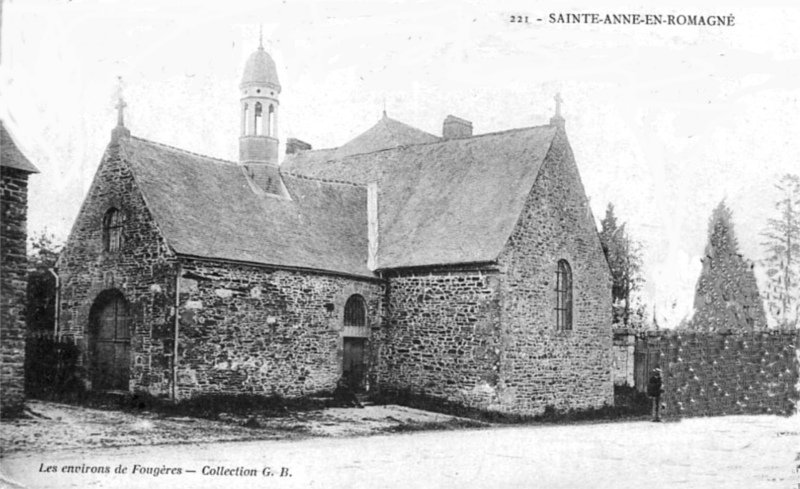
[[129, 135, 237, 166], [383, 115, 440, 141], [336, 123, 558, 160], [282, 170, 366, 188], [470, 123, 555, 139], [289, 121, 556, 163]]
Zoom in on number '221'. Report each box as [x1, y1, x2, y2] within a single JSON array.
[[510, 15, 529, 23]]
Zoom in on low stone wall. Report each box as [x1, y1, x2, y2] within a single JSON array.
[[645, 331, 798, 417]]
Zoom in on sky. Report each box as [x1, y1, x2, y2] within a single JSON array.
[[3, 0, 800, 327]]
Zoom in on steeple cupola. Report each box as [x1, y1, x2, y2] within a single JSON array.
[[239, 40, 282, 195]]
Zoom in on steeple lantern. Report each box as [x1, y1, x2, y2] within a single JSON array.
[[239, 40, 282, 195]]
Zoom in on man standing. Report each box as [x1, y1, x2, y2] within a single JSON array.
[[647, 367, 664, 422]]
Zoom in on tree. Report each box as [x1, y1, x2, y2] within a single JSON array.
[[692, 200, 766, 331], [598, 203, 645, 328], [760, 174, 800, 330], [29, 230, 62, 269], [26, 230, 63, 335]]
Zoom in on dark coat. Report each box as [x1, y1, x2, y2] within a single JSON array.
[[333, 379, 363, 408], [647, 373, 663, 398]]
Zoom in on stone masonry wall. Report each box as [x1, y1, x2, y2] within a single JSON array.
[[176, 260, 383, 398], [377, 268, 504, 409], [1, 167, 30, 415], [646, 331, 798, 417], [496, 128, 614, 414], [57, 138, 178, 396]]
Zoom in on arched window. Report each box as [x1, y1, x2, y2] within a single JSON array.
[[268, 104, 275, 137], [255, 102, 263, 135], [555, 260, 572, 331], [243, 103, 249, 135], [103, 208, 125, 253], [344, 294, 366, 327]]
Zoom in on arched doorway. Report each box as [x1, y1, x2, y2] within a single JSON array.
[[89, 289, 131, 391]]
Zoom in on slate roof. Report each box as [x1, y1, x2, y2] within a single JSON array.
[[283, 114, 440, 170], [1, 121, 40, 173], [117, 115, 560, 276], [285, 125, 559, 270], [121, 137, 370, 277]]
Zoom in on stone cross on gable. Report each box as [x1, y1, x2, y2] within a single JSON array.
[[111, 76, 131, 141], [554, 93, 563, 117], [116, 97, 127, 128], [115, 75, 127, 128], [550, 92, 565, 128]]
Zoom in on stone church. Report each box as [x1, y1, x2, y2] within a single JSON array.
[[56, 43, 613, 415]]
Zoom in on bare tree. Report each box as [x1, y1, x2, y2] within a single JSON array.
[[761, 174, 800, 330]]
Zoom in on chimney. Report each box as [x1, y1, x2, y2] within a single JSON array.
[[286, 137, 312, 155], [442, 115, 473, 139]]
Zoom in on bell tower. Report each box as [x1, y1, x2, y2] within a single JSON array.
[[239, 37, 282, 195]]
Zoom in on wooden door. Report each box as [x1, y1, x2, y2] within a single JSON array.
[[91, 294, 131, 390], [342, 337, 366, 391]]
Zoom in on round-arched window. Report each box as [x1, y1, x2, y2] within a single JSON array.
[[102, 208, 125, 253], [555, 260, 573, 331], [344, 294, 366, 327]]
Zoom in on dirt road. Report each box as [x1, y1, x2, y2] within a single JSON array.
[[2, 414, 798, 489]]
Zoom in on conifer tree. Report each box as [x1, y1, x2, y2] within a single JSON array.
[[760, 174, 800, 330], [599, 203, 644, 328], [692, 200, 766, 331]]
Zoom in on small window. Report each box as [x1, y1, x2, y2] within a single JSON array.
[[555, 260, 572, 331], [103, 208, 125, 252], [344, 295, 366, 327]]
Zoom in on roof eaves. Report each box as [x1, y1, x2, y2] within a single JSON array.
[[174, 252, 380, 282], [282, 170, 367, 188], [0, 122, 40, 173], [376, 260, 502, 275]]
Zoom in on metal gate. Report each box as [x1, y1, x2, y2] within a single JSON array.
[[634, 335, 661, 393]]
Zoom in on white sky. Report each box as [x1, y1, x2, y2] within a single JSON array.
[[3, 0, 800, 327]]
